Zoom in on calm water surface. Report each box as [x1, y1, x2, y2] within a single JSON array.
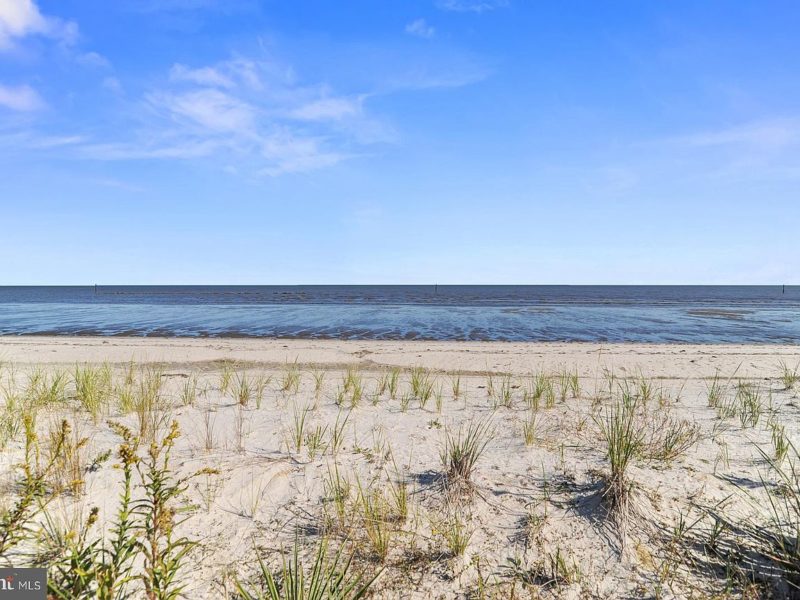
[[0, 286, 797, 343]]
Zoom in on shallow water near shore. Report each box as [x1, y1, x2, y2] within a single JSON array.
[[0, 285, 798, 343]]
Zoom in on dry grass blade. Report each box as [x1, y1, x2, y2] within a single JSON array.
[[706, 439, 800, 594], [644, 414, 701, 462]]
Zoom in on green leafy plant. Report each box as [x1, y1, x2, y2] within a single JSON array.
[[47, 422, 139, 600], [0, 416, 66, 560], [134, 421, 203, 600]]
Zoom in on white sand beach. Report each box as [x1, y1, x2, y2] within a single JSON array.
[[1, 337, 799, 598]]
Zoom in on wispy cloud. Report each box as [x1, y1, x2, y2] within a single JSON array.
[[53, 55, 384, 176], [672, 118, 800, 150], [129, 0, 256, 13], [640, 117, 800, 184], [289, 97, 362, 121], [26, 134, 84, 148], [436, 0, 509, 13], [169, 63, 235, 88], [384, 64, 489, 90], [87, 177, 146, 192], [148, 88, 257, 132], [0, 0, 77, 50], [3, 21, 487, 177], [76, 51, 111, 68], [0, 83, 45, 111], [170, 57, 264, 90], [0, 131, 84, 149], [102, 77, 123, 94], [405, 19, 435, 39]]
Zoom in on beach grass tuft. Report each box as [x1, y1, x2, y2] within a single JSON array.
[[778, 360, 800, 390], [440, 418, 493, 493], [73, 363, 112, 421], [235, 536, 380, 600], [280, 360, 301, 395], [594, 395, 645, 537]]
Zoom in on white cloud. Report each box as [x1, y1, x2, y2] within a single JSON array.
[[258, 133, 349, 176], [385, 65, 488, 90], [219, 57, 264, 89], [131, 0, 255, 13], [675, 118, 800, 150], [77, 51, 111, 68], [27, 134, 83, 147], [436, 0, 509, 13], [109, 58, 374, 174], [68, 57, 355, 176], [102, 77, 123, 94], [88, 177, 145, 192], [289, 97, 361, 121], [170, 58, 265, 90], [0, 83, 45, 111], [0, 131, 82, 147], [405, 18, 435, 39], [635, 117, 800, 185], [170, 64, 235, 88], [6, 47, 475, 176], [74, 136, 227, 161], [75, 129, 350, 178], [148, 88, 256, 133], [0, 0, 77, 50], [0, 0, 47, 48]]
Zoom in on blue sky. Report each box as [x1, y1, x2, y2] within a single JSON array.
[[1, 0, 799, 284]]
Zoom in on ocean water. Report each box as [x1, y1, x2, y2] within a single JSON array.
[[0, 285, 798, 343]]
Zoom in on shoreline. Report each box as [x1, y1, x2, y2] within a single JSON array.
[[1, 335, 798, 377]]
